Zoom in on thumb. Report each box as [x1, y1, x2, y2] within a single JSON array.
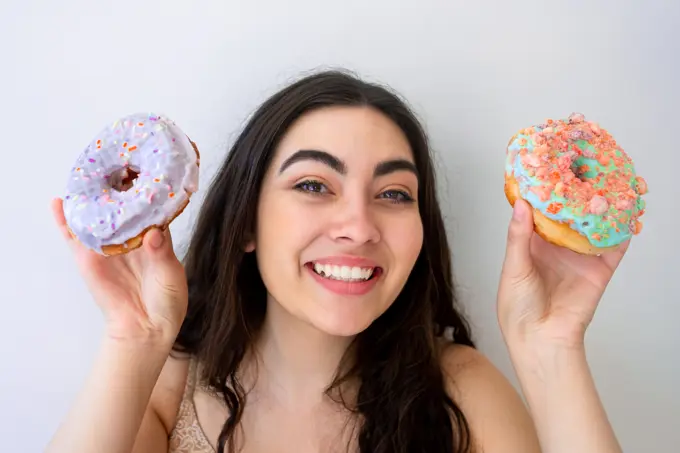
[[143, 227, 175, 257], [501, 199, 535, 282], [142, 228, 182, 277], [140, 227, 187, 331], [142, 227, 187, 298]]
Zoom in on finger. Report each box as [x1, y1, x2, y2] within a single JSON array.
[[51, 198, 125, 275], [140, 228, 185, 298], [142, 227, 178, 262], [501, 198, 535, 282], [601, 239, 630, 271], [51, 198, 113, 281], [51, 198, 74, 242]]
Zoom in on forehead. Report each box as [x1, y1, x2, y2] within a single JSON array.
[[273, 106, 414, 165]]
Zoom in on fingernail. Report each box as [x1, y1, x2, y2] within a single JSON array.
[[149, 230, 164, 249], [512, 201, 525, 221]]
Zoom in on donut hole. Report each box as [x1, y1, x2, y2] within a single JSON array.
[[570, 155, 597, 185], [110, 166, 140, 192]]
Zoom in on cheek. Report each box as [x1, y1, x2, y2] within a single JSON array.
[[256, 193, 320, 270], [385, 213, 423, 268]]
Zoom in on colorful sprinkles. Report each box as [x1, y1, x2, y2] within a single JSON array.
[[506, 112, 647, 247], [62, 113, 200, 254]]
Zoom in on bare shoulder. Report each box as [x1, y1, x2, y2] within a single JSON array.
[[148, 352, 192, 434], [438, 342, 541, 453]]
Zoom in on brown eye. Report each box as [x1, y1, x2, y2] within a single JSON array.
[[294, 180, 329, 195], [379, 189, 414, 204]]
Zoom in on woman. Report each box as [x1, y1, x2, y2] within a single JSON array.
[[47, 70, 626, 453]]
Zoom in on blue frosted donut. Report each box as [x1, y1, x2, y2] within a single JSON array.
[[504, 113, 647, 255]]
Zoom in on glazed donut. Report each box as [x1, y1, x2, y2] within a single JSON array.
[[504, 112, 647, 255], [63, 113, 200, 255]]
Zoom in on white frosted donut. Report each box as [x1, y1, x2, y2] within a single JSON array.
[[63, 113, 200, 255]]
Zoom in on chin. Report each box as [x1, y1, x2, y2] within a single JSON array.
[[309, 311, 378, 338], [300, 266, 390, 337]]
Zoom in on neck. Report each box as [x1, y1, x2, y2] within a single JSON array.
[[248, 296, 355, 406]]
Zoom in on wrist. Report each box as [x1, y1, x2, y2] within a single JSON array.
[[506, 338, 587, 384], [502, 321, 587, 362], [101, 330, 178, 373], [96, 332, 175, 393], [104, 320, 180, 351]]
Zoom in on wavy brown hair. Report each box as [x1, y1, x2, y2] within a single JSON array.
[[174, 69, 476, 453]]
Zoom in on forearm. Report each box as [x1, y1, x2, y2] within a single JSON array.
[[508, 343, 622, 453], [45, 334, 173, 453]]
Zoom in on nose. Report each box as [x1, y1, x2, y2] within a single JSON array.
[[328, 196, 381, 245]]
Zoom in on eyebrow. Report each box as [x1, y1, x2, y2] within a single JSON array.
[[278, 149, 419, 179]]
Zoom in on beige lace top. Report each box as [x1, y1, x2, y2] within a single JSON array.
[[168, 357, 216, 453], [166, 357, 358, 452]]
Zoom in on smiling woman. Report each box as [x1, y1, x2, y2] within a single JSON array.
[[48, 69, 626, 453], [251, 105, 426, 339]]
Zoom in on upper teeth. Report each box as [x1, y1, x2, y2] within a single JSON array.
[[313, 263, 374, 281]]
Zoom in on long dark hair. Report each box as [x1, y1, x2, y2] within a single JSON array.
[[175, 69, 476, 453]]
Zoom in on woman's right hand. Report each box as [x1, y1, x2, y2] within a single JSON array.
[[51, 198, 188, 344]]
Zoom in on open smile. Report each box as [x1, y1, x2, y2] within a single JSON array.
[[304, 258, 384, 295]]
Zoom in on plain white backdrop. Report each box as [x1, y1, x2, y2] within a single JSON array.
[[2, 0, 678, 451]]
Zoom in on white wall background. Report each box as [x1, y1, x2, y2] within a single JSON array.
[[2, 0, 678, 451]]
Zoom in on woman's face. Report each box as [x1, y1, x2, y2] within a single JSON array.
[[252, 106, 423, 337]]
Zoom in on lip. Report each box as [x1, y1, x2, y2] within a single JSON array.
[[305, 264, 382, 296]]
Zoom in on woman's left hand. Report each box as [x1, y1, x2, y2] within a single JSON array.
[[497, 198, 629, 350]]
